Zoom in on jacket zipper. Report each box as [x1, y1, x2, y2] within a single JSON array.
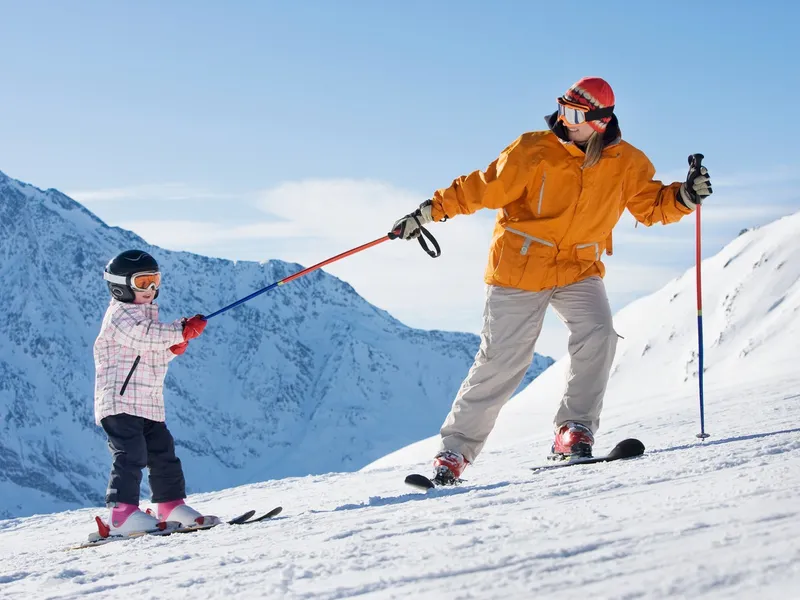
[[120, 355, 141, 396], [537, 173, 546, 215], [502, 172, 546, 220]]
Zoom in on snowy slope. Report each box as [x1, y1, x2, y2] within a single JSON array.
[[0, 213, 798, 599], [0, 169, 553, 519]]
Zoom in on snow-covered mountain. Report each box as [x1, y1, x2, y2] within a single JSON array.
[[0, 169, 553, 519], [1, 212, 798, 599]]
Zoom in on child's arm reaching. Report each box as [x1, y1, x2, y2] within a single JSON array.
[[110, 305, 185, 353]]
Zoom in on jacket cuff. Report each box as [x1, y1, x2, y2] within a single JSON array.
[[171, 321, 186, 345], [677, 183, 697, 211], [430, 197, 448, 222]]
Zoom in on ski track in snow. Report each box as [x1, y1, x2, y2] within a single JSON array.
[[1, 377, 798, 599]]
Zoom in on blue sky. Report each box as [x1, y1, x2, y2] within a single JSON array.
[[2, 1, 799, 357]]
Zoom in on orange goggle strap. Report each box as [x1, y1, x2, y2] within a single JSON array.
[[558, 98, 615, 121], [104, 271, 161, 291]]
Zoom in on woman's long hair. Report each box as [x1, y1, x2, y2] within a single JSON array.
[[583, 131, 604, 169]]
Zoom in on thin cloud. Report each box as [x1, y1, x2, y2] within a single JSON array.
[[713, 165, 800, 188], [68, 183, 236, 203], [125, 219, 311, 247], [655, 164, 800, 189], [255, 178, 424, 241], [699, 203, 798, 224], [611, 227, 695, 246]]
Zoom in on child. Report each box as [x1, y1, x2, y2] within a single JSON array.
[[94, 249, 213, 535]]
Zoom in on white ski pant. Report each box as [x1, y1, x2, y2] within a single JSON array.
[[439, 276, 617, 463]]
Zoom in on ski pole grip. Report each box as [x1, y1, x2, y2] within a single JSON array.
[[689, 153, 704, 170]]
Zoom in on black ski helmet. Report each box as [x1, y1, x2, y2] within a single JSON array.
[[103, 250, 160, 303]]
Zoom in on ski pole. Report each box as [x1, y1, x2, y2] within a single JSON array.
[[690, 153, 710, 440], [203, 225, 440, 321]]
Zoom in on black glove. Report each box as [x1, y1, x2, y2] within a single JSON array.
[[390, 200, 434, 240], [678, 160, 713, 209]]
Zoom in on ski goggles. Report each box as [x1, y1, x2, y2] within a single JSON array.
[[557, 98, 614, 126], [104, 271, 162, 291]]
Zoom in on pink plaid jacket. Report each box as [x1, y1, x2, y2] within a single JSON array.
[[93, 299, 185, 425]]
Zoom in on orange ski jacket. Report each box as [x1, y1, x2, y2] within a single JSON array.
[[431, 119, 692, 291]]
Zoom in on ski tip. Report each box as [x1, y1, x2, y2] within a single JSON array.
[[239, 506, 283, 525], [404, 473, 435, 490], [613, 438, 646, 458], [228, 509, 257, 525], [241, 509, 257, 521]]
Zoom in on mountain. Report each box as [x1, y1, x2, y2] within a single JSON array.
[[0, 169, 553, 519], [0, 211, 798, 599]]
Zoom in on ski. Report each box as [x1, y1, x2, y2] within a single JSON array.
[[230, 509, 258, 524], [532, 438, 645, 472], [404, 473, 464, 491], [166, 509, 257, 533], [68, 508, 280, 550], [70, 520, 180, 549], [241, 506, 282, 523], [404, 473, 436, 490]]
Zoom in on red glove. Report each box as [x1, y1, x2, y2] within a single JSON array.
[[169, 341, 189, 355], [182, 315, 208, 341]]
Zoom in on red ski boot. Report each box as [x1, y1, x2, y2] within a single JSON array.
[[550, 422, 594, 461], [432, 450, 468, 485]]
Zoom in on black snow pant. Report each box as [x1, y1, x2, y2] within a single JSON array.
[[101, 414, 186, 507]]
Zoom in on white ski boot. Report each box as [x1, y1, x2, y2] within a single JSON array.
[[88, 504, 171, 543], [151, 500, 221, 529]]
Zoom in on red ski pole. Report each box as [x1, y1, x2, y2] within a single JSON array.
[[203, 224, 440, 320], [690, 153, 710, 440], [204, 235, 392, 320]]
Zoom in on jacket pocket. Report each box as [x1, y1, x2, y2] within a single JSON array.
[[120, 355, 141, 396], [575, 242, 605, 274], [491, 227, 554, 287]]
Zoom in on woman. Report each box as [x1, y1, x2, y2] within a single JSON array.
[[391, 76, 712, 484]]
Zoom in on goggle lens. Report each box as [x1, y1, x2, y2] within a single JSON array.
[[557, 101, 587, 125], [130, 272, 161, 291]]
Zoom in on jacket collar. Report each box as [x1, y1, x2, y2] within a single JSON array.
[[112, 298, 159, 317]]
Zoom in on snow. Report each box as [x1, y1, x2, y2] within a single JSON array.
[[1, 210, 799, 598], [0, 380, 798, 599]]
